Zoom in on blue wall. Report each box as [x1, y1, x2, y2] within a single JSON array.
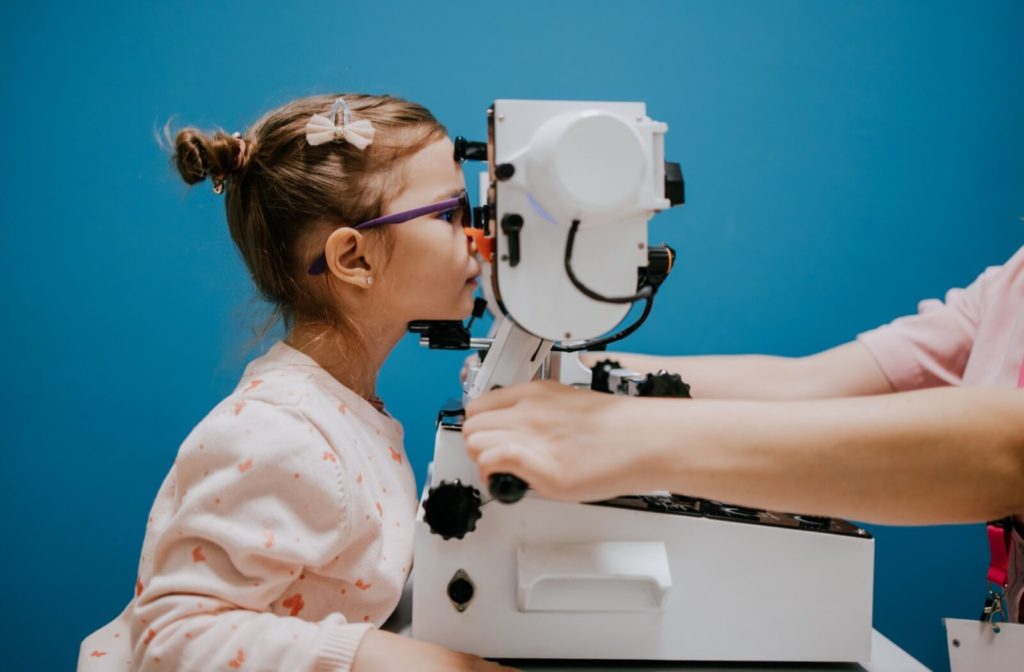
[[2, 2, 1022, 670]]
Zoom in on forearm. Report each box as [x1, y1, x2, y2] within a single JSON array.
[[639, 387, 1024, 525], [589, 342, 891, 401]]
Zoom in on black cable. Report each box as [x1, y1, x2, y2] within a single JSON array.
[[555, 218, 657, 351], [564, 219, 653, 304], [553, 291, 655, 352]]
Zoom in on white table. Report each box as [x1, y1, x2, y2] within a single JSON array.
[[504, 630, 928, 671]]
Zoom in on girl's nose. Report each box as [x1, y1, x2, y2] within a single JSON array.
[[464, 227, 494, 262]]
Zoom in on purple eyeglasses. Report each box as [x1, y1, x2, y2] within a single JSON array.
[[308, 189, 471, 275]]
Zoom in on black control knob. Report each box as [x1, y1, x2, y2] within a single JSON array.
[[639, 244, 676, 290], [589, 358, 624, 394], [637, 370, 692, 398], [446, 570, 475, 612], [489, 473, 528, 504], [495, 162, 516, 180], [422, 480, 483, 540]]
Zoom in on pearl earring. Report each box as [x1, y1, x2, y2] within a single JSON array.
[[366, 276, 374, 286]]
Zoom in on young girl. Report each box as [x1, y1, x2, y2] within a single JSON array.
[[79, 93, 514, 671]]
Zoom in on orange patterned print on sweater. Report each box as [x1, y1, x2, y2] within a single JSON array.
[[233, 401, 246, 415], [89, 651, 106, 658], [136, 578, 143, 597], [376, 502, 383, 517], [238, 458, 253, 473], [282, 593, 305, 616], [323, 451, 338, 463], [338, 402, 348, 414], [192, 545, 206, 562], [355, 579, 372, 591], [144, 629, 157, 645], [245, 379, 263, 392], [264, 531, 275, 548], [228, 649, 246, 669], [389, 446, 402, 463]]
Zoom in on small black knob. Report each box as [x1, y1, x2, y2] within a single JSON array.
[[495, 163, 516, 180], [489, 473, 528, 504], [447, 570, 475, 612], [422, 480, 483, 540], [640, 244, 676, 290], [589, 358, 624, 394]]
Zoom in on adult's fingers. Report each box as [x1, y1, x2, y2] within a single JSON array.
[[465, 381, 545, 417], [463, 428, 520, 461], [475, 441, 556, 490], [462, 405, 527, 437]]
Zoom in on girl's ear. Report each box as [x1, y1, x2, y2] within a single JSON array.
[[324, 228, 374, 288]]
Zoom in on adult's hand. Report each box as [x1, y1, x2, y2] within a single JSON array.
[[463, 381, 659, 502]]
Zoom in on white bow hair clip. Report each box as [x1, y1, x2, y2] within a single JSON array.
[[305, 97, 376, 150]]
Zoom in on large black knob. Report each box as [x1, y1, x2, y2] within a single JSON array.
[[422, 480, 483, 540], [637, 371, 692, 398], [489, 473, 528, 504]]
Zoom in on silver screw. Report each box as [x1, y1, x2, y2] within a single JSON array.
[[638, 242, 645, 249], [952, 639, 960, 648], [498, 114, 505, 122], [564, 332, 572, 339]]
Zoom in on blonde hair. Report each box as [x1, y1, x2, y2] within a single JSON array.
[[170, 93, 448, 334]]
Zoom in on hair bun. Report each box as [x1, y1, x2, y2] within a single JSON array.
[[173, 128, 249, 191]]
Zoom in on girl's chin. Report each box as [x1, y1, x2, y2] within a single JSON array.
[[412, 291, 478, 323]]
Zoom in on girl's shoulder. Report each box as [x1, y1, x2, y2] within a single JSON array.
[[237, 341, 404, 441], [184, 342, 402, 458]]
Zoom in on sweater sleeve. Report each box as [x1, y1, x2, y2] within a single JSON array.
[[130, 398, 372, 672], [856, 262, 1001, 391]]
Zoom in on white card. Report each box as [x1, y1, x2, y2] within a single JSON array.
[[945, 617, 1024, 672]]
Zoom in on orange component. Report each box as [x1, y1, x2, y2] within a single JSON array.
[[464, 227, 495, 263]]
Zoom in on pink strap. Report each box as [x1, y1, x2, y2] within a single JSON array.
[[987, 521, 1011, 586], [1018, 357, 1024, 388]]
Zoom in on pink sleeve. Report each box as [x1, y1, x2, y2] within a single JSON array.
[[130, 400, 372, 672], [857, 264, 1000, 391]]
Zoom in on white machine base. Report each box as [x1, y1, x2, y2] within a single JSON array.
[[412, 428, 874, 663]]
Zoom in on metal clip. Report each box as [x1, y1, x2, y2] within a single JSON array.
[[980, 584, 1007, 634]]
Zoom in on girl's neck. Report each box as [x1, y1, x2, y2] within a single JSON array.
[[286, 321, 404, 407]]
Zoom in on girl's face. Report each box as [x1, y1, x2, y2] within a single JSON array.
[[377, 137, 481, 322]]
